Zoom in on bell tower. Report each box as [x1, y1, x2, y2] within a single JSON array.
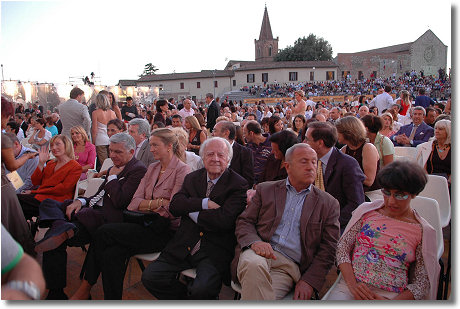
[[254, 6, 279, 62]]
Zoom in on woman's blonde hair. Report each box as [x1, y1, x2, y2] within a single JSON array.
[[335, 116, 367, 147], [434, 119, 451, 145], [95, 92, 111, 111], [70, 125, 89, 143], [381, 112, 394, 130], [170, 127, 189, 149], [151, 128, 185, 163], [185, 116, 201, 131], [50, 135, 75, 160]]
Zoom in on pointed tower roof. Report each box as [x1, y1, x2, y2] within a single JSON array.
[[258, 6, 274, 40]]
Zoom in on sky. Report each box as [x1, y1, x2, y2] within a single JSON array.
[[0, 0, 454, 86]]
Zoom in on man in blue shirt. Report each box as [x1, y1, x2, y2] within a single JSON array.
[[414, 88, 435, 109]]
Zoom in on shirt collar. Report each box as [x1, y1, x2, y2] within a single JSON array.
[[207, 173, 222, 185], [285, 177, 312, 194], [319, 147, 334, 166]]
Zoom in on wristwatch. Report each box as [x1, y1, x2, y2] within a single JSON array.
[[4, 280, 41, 300]]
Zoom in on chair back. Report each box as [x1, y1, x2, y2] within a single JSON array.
[[100, 158, 114, 172], [410, 196, 444, 259], [394, 147, 417, 161], [418, 175, 450, 228], [84, 177, 105, 198]]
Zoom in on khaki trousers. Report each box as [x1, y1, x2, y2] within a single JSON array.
[[96, 145, 109, 166], [237, 248, 301, 300]]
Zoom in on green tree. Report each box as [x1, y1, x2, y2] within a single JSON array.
[[140, 63, 158, 76], [275, 34, 333, 61]]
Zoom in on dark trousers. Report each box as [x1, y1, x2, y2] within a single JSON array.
[[17, 193, 41, 220], [83, 222, 173, 300], [42, 221, 91, 290], [141, 250, 222, 300]]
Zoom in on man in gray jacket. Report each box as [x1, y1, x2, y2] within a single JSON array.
[[58, 87, 91, 138]]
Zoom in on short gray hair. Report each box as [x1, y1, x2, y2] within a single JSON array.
[[199, 137, 233, 167], [413, 106, 426, 116], [129, 118, 150, 138], [109, 132, 136, 151], [285, 143, 315, 163]]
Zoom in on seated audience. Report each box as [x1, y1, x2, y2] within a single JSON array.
[[128, 118, 156, 168], [141, 137, 248, 300], [391, 107, 434, 147], [17, 135, 82, 221], [243, 120, 272, 185], [268, 115, 284, 135], [336, 116, 380, 192], [70, 128, 190, 300], [70, 126, 97, 180], [171, 127, 204, 171], [212, 121, 254, 187], [328, 161, 439, 300], [415, 119, 451, 184], [379, 112, 397, 137], [361, 115, 395, 167], [6, 121, 24, 142], [304, 121, 365, 232], [232, 143, 340, 300], [28, 118, 52, 150], [291, 114, 306, 142], [185, 115, 206, 155], [35, 133, 146, 299], [45, 116, 58, 137], [4, 133, 39, 193], [260, 130, 298, 183]]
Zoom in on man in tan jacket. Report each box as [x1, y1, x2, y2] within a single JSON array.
[[231, 143, 340, 300]]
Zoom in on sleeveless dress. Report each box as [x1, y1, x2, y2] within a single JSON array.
[[345, 143, 380, 192], [95, 122, 110, 146], [426, 142, 451, 177], [189, 130, 202, 155]]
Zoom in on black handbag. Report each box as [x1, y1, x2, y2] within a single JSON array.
[[122, 210, 170, 232]]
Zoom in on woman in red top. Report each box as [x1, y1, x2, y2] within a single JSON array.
[[17, 135, 82, 220]]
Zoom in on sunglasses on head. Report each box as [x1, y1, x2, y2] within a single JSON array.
[[381, 189, 410, 201]]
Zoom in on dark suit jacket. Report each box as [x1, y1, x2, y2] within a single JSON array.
[[392, 122, 434, 147], [20, 121, 29, 137], [230, 142, 254, 188], [260, 154, 287, 183], [160, 168, 248, 283], [136, 139, 156, 168], [206, 100, 219, 132], [323, 148, 365, 229], [76, 156, 147, 234], [55, 119, 62, 135], [231, 180, 340, 292]]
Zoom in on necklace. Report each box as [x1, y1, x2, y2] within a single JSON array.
[[437, 143, 450, 153]]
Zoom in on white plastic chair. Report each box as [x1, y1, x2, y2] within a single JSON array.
[[133, 252, 196, 280], [321, 273, 342, 300], [393, 154, 414, 163], [83, 177, 105, 198], [394, 147, 417, 161], [100, 158, 113, 172], [418, 175, 450, 228], [410, 196, 444, 260]]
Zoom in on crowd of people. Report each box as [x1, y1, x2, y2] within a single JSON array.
[[1, 77, 451, 301]]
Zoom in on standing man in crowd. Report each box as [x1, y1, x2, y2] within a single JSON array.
[[212, 121, 255, 188], [369, 85, 394, 115], [178, 98, 195, 123], [304, 122, 365, 231], [206, 93, 219, 133], [58, 87, 91, 138], [141, 137, 248, 300], [128, 118, 155, 167], [392, 106, 434, 147], [243, 120, 272, 185], [121, 97, 138, 122], [414, 88, 435, 109], [232, 143, 340, 300]]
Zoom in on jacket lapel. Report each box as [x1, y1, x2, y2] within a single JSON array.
[[271, 181, 287, 236], [154, 157, 177, 189], [299, 187, 318, 240], [323, 148, 337, 185]]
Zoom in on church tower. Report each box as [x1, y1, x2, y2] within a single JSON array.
[[254, 6, 279, 62]]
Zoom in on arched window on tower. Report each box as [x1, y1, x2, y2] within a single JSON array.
[[258, 47, 261, 58], [269, 45, 272, 57]]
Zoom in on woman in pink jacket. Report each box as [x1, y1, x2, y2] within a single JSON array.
[[71, 128, 191, 300], [329, 161, 439, 300]]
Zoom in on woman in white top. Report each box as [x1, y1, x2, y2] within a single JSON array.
[[170, 127, 203, 171], [91, 93, 116, 165], [28, 117, 52, 150]]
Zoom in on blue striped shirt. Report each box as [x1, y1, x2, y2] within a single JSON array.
[[270, 178, 311, 264]]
